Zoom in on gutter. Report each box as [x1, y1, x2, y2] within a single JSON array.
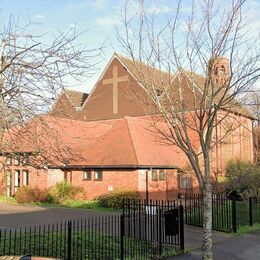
[[49, 164, 182, 171]]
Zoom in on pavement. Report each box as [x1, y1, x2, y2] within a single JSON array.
[[183, 225, 230, 250], [171, 228, 260, 260], [0, 203, 116, 230]]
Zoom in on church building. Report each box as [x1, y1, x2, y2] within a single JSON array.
[[0, 53, 254, 200]]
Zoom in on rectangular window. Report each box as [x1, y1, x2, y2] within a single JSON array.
[[83, 171, 91, 180], [14, 170, 20, 192], [6, 170, 12, 197], [179, 174, 192, 189], [151, 170, 158, 181], [6, 157, 12, 166], [22, 170, 29, 186], [22, 155, 29, 165], [159, 170, 166, 181], [94, 170, 102, 180], [14, 157, 20, 166]]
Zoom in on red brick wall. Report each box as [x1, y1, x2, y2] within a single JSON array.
[[210, 113, 254, 177], [50, 92, 81, 120], [137, 169, 196, 201], [81, 58, 156, 121], [0, 160, 48, 196], [68, 169, 139, 199]]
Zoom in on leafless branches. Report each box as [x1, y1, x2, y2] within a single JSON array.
[[0, 15, 102, 168], [118, 0, 259, 258], [0, 16, 102, 129]]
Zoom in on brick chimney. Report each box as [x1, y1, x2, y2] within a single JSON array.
[[212, 57, 230, 84]]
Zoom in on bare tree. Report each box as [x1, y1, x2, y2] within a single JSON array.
[[0, 16, 101, 167], [118, 0, 260, 259], [247, 92, 260, 126]]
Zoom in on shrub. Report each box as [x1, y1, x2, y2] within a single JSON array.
[[96, 190, 140, 209], [225, 160, 260, 199], [15, 186, 48, 203], [48, 181, 84, 204]]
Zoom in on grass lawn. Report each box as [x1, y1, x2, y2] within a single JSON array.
[[0, 229, 178, 259], [236, 223, 260, 235], [0, 195, 119, 212], [0, 195, 17, 204], [32, 200, 120, 212]]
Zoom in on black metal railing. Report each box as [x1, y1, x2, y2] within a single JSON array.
[[0, 199, 184, 259], [183, 194, 260, 233], [122, 198, 184, 256]]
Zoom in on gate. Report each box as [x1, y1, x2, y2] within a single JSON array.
[[122, 199, 184, 258]]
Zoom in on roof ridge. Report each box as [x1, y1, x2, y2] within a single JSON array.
[[116, 53, 175, 78], [43, 115, 113, 127], [125, 117, 140, 166], [62, 89, 88, 108], [64, 88, 88, 95]]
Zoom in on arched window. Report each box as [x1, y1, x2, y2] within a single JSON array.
[[220, 65, 225, 76]]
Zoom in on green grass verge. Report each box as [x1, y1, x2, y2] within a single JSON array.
[[31, 200, 120, 212], [236, 223, 260, 235], [0, 195, 17, 204], [0, 196, 118, 212]]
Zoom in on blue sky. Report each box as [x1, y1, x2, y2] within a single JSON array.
[[0, 0, 259, 93]]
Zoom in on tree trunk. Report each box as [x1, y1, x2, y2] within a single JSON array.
[[202, 154, 213, 260]]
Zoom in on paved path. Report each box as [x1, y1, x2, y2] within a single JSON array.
[[172, 229, 260, 260], [183, 225, 230, 250], [0, 203, 116, 230]]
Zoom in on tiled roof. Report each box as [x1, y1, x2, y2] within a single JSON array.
[[64, 89, 88, 108], [116, 53, 254, 119], [1, 115, 189, 169]]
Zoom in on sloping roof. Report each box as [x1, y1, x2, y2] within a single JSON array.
[[116, 53, 254, 119], [184, 71, 254, 119], [60, 115, 190, 168], [1, 115, 189, 169], [0, 116, 112, 166], [64, 89, 88, 108]]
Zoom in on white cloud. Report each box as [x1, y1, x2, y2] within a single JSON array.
[[93, 0, 108, 10], [66, 1, 88, 13], [96, 16, 117, 26], [34, 14, 45, 19], [147, 5, 172, 15]]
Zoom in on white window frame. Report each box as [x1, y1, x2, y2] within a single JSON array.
[[23, 170, 29, 186], [94, 170, 102, 180], [83, 170, 91, 180], [14, 170, 20, 192]]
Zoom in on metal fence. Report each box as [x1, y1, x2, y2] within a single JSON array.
[[0, 199, 184, 259], [123, 199, 184, 257], [183, 194, 260, 232]]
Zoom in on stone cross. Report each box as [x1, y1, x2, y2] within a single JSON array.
[[102, 65, 129, 114]]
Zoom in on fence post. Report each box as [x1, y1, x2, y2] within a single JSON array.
[[158, 208, 162, 255], [249, 197, 253, 226], [67, 221, 72, 260], [179, 204, 185, 251], [120, 215, 125, 260], [231, 199, 237, 233]]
